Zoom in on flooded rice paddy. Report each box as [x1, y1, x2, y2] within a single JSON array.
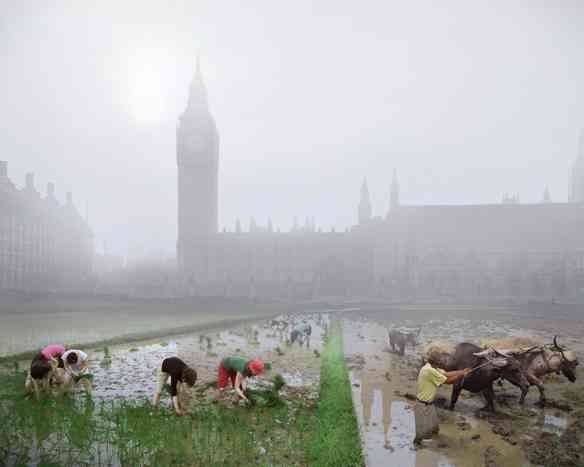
[[58, 312, 330, 405], [3, 302, 584, 466], [1, 312, 330, 467]]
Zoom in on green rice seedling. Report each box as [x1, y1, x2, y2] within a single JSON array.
[[100, 347, 112, 369], [73, 373, 94, 384], [272, 373, 286, 392], [245, 373, 286, 408]]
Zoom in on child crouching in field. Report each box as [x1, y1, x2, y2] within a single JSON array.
[[24, 344, 65, 398], [152, 357, 197, 416], [61, 349, 92, 394], [217, 356, 265, 402]]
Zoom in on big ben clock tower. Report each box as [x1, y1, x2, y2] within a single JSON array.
[[177, 57, 219, 270]]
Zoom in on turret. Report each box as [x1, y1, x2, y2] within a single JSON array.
[[0, 161, 15, 193], [542, 186, 551, 204], [25, 172, 35, 191], [390, 169, 400, 212], [45, 182, 59, 207], [569, 129, 584, 203], [358, 178, 372, 225]]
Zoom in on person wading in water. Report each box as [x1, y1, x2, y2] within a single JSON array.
[[217, 356, 265, 402], [152, 357, 197, 416], [414, 351, 471, 445]]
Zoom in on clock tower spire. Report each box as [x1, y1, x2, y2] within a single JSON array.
[[177, 56, 219, 271]]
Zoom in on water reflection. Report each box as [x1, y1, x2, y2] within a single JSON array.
[[344, 319, 531, 467]]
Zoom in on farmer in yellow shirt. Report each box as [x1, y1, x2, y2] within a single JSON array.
[[415, 351, 471, 444]]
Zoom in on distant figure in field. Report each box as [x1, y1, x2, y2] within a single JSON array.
[[388, 328, 421, 356], [24, 344, 65, 398], [61, 349, 92, 394], [290, 323, 312, 347], [217, 356, 265, 402], [152, 357, 197, 416]]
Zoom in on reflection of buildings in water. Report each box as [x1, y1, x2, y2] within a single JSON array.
[[356, 361, 442, 467], [360, 376, 392, 439]]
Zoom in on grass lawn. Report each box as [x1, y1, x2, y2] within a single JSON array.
[[307, 320, 364, 467]]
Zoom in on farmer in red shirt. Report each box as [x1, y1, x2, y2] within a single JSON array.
[[217, 356, 265, 401]]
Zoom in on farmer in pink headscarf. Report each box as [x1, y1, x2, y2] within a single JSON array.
[[25, 344, 66, 396]]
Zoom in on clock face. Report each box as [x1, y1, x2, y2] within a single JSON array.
[[186, 130, 207, 152]]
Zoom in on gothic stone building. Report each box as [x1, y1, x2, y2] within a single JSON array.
[[177, 65, 584, 302], [0, 161, 93, 292]]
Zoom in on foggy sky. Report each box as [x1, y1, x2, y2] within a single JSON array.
[[2, 1, 584, 258]]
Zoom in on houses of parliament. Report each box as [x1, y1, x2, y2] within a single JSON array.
[[3, 61, 584, 301], [177, 61, 584, 301], [0, 162, 93, 292]]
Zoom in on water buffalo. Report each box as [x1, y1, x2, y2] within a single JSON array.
[[447, 342, 529, 412], [497, 336, 579, 407], [290, 323, 312, 347], [388, 327, 420, 356]]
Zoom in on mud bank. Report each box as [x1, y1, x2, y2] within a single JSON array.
[[342, 307, 584, 467]]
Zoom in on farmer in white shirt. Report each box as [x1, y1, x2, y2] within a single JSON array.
[[61, 349, 92, 393]]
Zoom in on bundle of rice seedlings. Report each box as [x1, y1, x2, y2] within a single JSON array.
[[73, 373, 94, 384], [245, 373, 286, 408], [479, 336, 541, 351], [423, 340, 455, 358]]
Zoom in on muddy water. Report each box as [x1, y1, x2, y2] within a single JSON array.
[[343, 319, 531, 467], [67, 312, 329, 404]]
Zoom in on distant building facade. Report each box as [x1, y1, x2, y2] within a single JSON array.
[[570, 130, 584, 203], [177, 64, 584, 302], [0, 161, 93, 292]]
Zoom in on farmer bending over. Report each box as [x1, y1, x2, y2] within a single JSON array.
[[290, 323, 312, 347], [25, 344, 66, 395], [414, 351, 471, 445], [61, 349, 91, 393], [217, 356, 264, 402], [152, 357, 197, 416]]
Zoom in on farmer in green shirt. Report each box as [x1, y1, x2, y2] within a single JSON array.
[[217, 356, 265, 401], [414, 351, 470, 444]]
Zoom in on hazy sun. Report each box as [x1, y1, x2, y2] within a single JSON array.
[[128, 68, 167, 124], [125, 47, 174, 125]]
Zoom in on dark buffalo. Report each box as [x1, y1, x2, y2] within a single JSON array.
[[388, 327, 420, 356], [447, 342, 529, 412]]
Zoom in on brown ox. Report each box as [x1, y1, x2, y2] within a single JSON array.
[[486, 336, 578, 407]]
